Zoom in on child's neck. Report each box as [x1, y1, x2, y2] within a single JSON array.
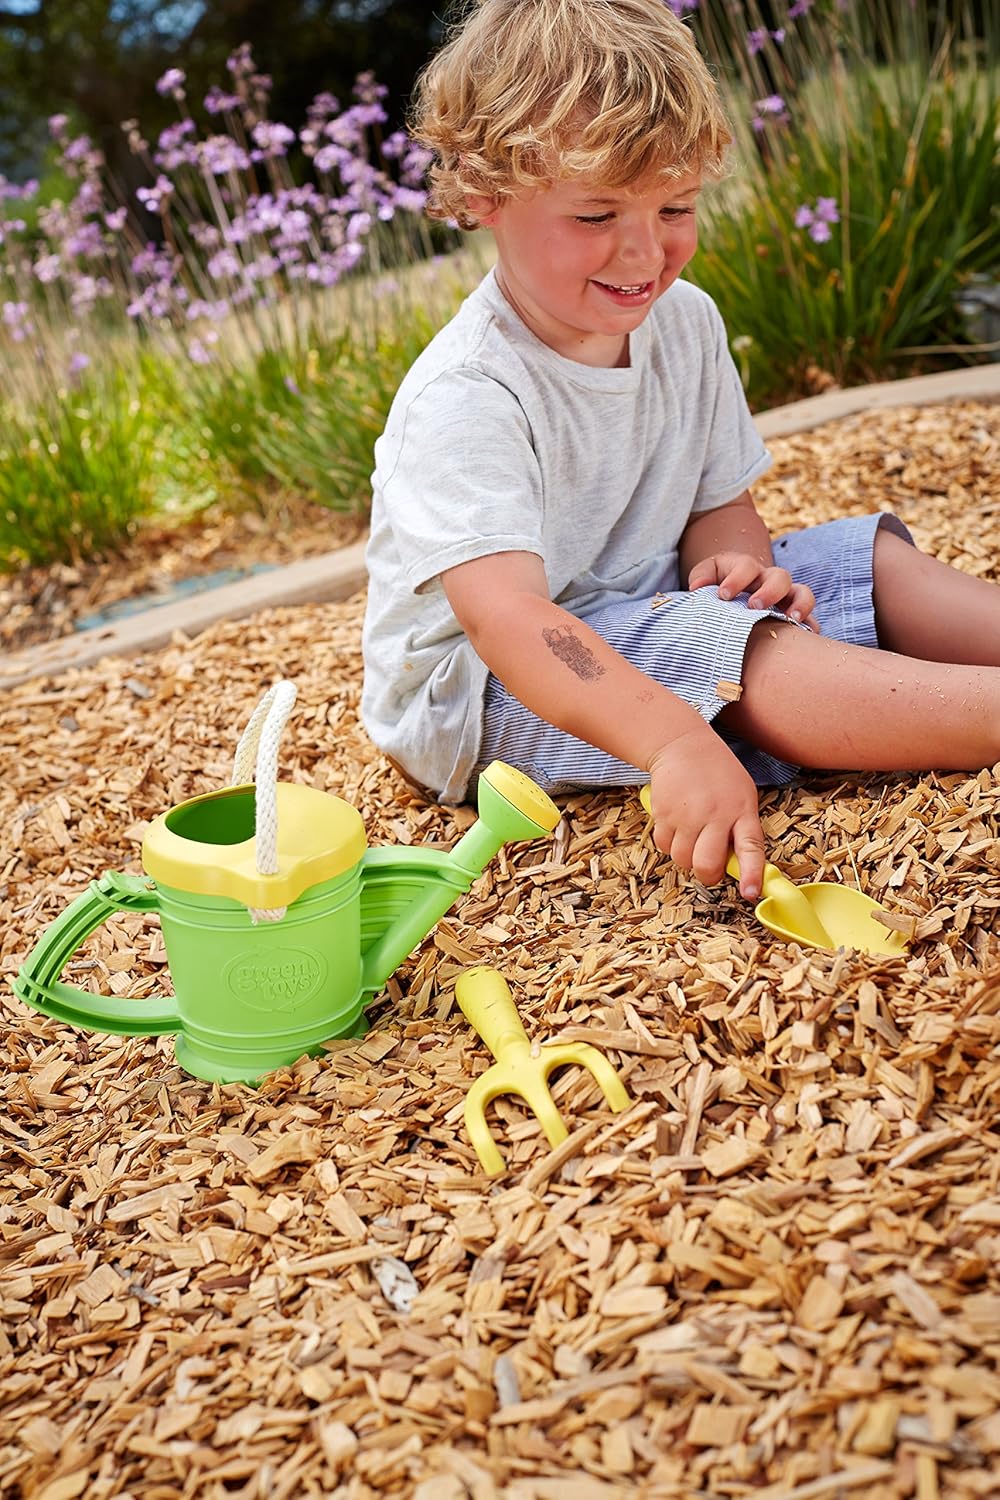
[[493, 267, 633, 369]]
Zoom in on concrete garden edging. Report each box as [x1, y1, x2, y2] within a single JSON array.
[[3, 362, 998, 691]]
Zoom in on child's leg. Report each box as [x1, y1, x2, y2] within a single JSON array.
[[723, 621, 1000, 772], [871, 528, 1000, 666]]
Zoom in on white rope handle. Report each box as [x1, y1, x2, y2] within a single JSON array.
[[232, 680, 297, 922]]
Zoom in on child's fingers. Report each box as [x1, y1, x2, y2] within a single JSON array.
[[687, 557, 723, 591], [747, 567, 795, 610], [716, 558, 764, 600], [688, 823, 734, 889], [689, 555, 759, 596], [784, 583, 818, 625], [731, 817, 766, 901]]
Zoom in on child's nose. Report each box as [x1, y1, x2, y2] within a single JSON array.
[[620, 220, 663, 265]]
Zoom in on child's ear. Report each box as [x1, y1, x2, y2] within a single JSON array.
[[465, 192, 501, 228]]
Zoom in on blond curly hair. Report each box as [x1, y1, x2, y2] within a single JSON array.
[[411, 0, 732, 229]]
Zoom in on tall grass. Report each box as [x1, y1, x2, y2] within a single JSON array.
[[688, 0, 1000, 405], [0, 364, 159, 566]]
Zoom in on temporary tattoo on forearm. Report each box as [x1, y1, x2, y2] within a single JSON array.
[[542, 625, 606, 682]]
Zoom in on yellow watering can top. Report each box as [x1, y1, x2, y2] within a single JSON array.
[[142, 783, 367, 907]]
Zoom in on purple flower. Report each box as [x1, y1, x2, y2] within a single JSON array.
[[251, 121, 296, 157], [188, 338, 213, 365], [227, 43, 255, 79], [105, 207, 128, 232], [65, 223, 104, 258], [204, 86, 243, 114], [2, 301, 32, 340], [748, 27, 785, 54], [190, 221, 223, 249], [752, 94, 790, 131], [156, 67, 186, 99], [130, 246, 176, 280], [70, 275, 111, 312], [33, 253, 62, 283], [392, 186, 429, 214], [199, 136, 251, 175], [207, 248, 242, 279], [353, 71, 388, 104], [155, 119, 197, 170], [795, 197, 841, 241], [346, 211, 371, 241], [0, 175, 37, 201], [63, 135, 94, 164], [186, 297, 231, 321], [69, 351, 90, 374], [136, 176, 174, 214], [400, 144, 434, 186], [314, 143, 350, 174], [273, 209, 312, 245], [788, 0, 812, 16], [48, 114, 69, 138], [307, 92, 340, 121]]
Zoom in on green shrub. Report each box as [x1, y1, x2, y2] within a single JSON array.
[[689, 0, 999, 406], [0, 364, 159, 568]]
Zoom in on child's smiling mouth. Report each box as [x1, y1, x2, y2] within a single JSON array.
[[593, 279, 655, 305]]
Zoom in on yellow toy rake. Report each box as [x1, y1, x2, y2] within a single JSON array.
[[455, 966, 631, 1175]]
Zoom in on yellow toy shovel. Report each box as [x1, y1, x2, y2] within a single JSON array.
[[455, 967, 631, 1175], [639, 785, 907, 956]]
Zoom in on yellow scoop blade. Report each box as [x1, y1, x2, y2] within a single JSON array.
[[640, 784, 907, 955], [727, 853, 835, 949]]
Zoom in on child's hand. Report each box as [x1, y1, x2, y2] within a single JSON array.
[[647, 730, 766, 901], [688, 552, 819, 631]]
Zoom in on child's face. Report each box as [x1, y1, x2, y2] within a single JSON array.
[[472, 168, 701, 366]]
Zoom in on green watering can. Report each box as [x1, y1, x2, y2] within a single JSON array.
[[12, 682, 560, 1083]]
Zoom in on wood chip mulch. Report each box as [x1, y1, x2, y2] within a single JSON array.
[[1, 399, 998, 1500]]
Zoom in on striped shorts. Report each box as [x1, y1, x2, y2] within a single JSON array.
[[473, 512, 912, 792]]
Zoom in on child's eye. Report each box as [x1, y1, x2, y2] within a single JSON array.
[[661, 206, 696, 218], [574, 213, 613, 225]]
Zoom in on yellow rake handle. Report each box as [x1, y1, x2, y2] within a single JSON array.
[[455, 967, 631, 1177]]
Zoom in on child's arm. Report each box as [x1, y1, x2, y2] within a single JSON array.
[[441, 550, 767, 899], [681, 491, 819, 630]]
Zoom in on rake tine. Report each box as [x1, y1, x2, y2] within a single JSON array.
[[515, 1074, 570, 1150], [464, 1074, 506, 1176], [541, 1042, 632, 1115]]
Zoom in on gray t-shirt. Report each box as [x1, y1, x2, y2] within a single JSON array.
[[361, 269, 770, 802]]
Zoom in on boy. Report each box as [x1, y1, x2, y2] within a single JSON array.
[[362, 0, 1000, 905]]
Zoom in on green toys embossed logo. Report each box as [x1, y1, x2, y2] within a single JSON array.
[[224, 948, 326, 1012]]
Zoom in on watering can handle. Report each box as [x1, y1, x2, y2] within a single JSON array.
[[231, 680, 297, 879], [10, 871, 179, 1036]]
